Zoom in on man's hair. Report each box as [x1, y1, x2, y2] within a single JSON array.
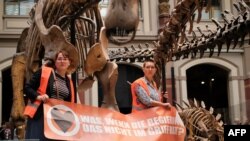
[[143, 59, 155, 67]]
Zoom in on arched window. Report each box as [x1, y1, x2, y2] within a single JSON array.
[[4, 0, 35, 16]]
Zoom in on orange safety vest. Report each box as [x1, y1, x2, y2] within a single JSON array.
[[23, 66, 75, 118], [131, 77, 161, 113]]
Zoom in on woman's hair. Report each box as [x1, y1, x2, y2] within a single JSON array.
[[143, 59, 155, 67], [54, 50, 70, 60], [45, 50, 70, 68]]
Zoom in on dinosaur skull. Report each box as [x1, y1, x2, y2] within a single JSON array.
[[104, 0, 139, 45]]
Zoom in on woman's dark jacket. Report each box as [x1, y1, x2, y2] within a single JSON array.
[[24, 68, 76, 119]]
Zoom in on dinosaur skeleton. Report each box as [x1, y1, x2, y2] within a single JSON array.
[[153, 0, 249, 63], [109, 43, 155, 62], [170, 0, 250, 61], [10, 0, 104, 139], [10, 0, 250, 140], [108, 1, 250, 140], [109, 1, 250, 63], [11, 0, 140, 139], [176, 99, 224, 141], [108, 2, 250, 140]]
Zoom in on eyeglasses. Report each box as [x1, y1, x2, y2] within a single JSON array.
[[57, 57, 69, 62]]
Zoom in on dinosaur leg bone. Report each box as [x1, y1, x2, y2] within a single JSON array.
[[95, 62, 119, 112], [10, 53, 27, 139]]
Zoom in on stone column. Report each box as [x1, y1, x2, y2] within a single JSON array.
[[243, 45, 250, 120]]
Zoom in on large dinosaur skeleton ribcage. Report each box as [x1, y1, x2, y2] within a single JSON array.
[[25, 0, 102, 80]]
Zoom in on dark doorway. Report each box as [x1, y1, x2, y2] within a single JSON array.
[[1, 67, 13, 123], [98, 64, 143, 114], [186, 64, 230, 123]]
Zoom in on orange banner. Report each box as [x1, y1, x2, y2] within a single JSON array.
[[44, 99, 186, 141]]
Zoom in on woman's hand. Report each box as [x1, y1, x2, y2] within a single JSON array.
[[37, 94, 49, 103], [162, 91, 168, 99], [163, 102, 171, 110]]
